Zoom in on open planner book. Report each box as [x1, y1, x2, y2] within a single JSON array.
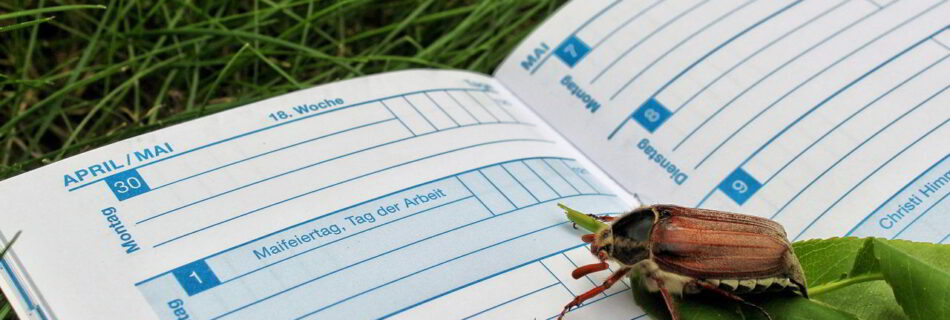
[[2, 0, 950, 319]]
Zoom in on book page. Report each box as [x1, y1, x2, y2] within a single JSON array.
[[496, 0, 950, 242], [0, 70, 642, 319]]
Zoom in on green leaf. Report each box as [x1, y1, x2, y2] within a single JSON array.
[[630, 276, 859, 320], [869, 238, 950, 320], [793, 237, 903, 320]]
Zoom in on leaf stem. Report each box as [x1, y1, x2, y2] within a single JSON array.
[[809, 272, 884, 297]]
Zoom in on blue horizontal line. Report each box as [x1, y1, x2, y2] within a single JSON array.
[[462, 282, 561, 320], [544, 288, 641, 320], [787, 86, 950, 239], [377, 208, 626, 320], [696, 19, 946, 171], [148, 118, 395, 192], [590, 0, 663, 51], [766, 53, 950, 186], [846, 153, 950, 236], [891, 183, 950, 240], [67, 87, 486, 192], [736, 24, 950, 170], [136, 121, 529, 225], [528, 0, 623, 75], [133, 156, 574, 286], [540, 260, 574, 296], [641, 0, 802, 101], [774, 83, 950, 220], [610, 0, 745, 100], [153, 137, 556, 248], [216, 196, 474, 286], [232, 194, 615, 319], [293, 223, 576, 318], [592, 0, 710, 84], [674, 1, 885, 151], [672, 0, 849, 152]]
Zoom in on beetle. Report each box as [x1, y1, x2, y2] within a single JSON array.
[[558, 204, 807, 320]]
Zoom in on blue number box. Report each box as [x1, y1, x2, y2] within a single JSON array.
[[632, 99, 672, 133], [104, 169, 152, 201], [172, 260, 222, 296], [718, 168, 762, 205], [554, 35, 591, 67]]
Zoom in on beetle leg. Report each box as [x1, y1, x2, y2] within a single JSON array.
[[695, 281, 772, 320], [581, 233, 596, 243], [651, 275, 680, 320], [586, 213, 616, 222], [558, 267, 631, 320], [571, 262, 608, 279]]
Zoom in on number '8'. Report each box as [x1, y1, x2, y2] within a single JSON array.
[[112, 177, 143, 193]]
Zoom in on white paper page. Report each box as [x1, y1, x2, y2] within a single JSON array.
[[0, 70, 642, 319], [496, 0, 950, 242]]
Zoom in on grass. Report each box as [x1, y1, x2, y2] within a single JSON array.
[[0, 0, 565, 317]]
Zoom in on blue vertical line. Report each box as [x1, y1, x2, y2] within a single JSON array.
[[892, 189, 950, 240], [457, 176, 494, 216], [478, 91, 519, 123], [148, 118, 397, 192], [775, 83, 950, 221], [293, 221, 573, 319], [424, 92, 460, 127], [671, 0, 849, 119], [479, 170, 518, 209], [0, 259, 34, 317], [696, 18, 949, 170], [445, 91, 480, 124], [608, 0, 760, 101], [543, 159, 582, 194], [211, 196, 476, 287], [501, 164, 540, 203], [591, 0, 711, 84], [66, 87, 484, 192], [379, 241, 593, 319], [464, 91, 501, 122], [137, 122, 534, 225], [132, 157, 586, 285], [560, 159, 599, 193], [794, 117, 950, 241], [461, 282, 561, 320], [591, 0, 664, 50], [403, 96, 437, 131], [153, 138, 555, 248], [583, 244, 631, 290], [523, 160, 562, 197], [845, 153, 950, 236], [764, 53, 950, 186], [540, 260, 575, 296], [939, 233, 950, 244], [529, 0, 625, 74], [381, 100, 416, 136], [543, 288, 636, 320], [673, 3, 888, 153], [933, 38, 950, 51]]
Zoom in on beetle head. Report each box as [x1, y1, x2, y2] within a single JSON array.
[[587, 227, 614, 261], [603, 207, 657, 265]]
